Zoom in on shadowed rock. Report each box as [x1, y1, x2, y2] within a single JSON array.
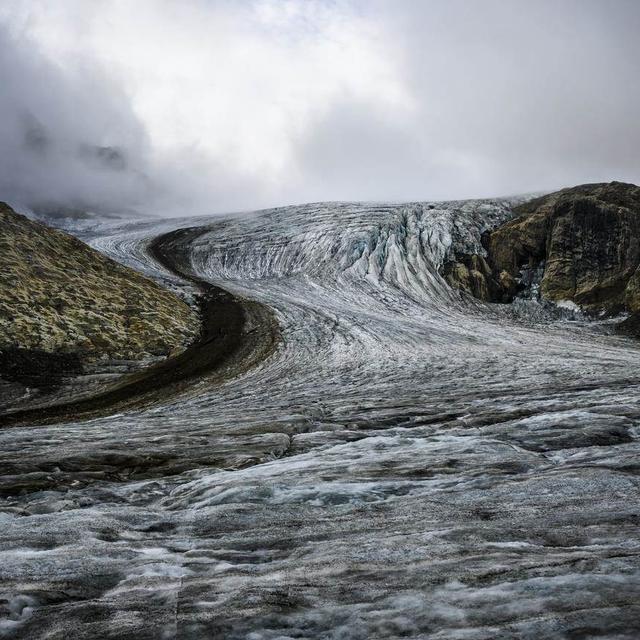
[[444, 182, 640, 326]]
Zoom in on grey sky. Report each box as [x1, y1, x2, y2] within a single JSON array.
[[0, 0, 638, 215]]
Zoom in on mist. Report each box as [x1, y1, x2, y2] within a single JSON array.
[[0, 0, 639, 216]]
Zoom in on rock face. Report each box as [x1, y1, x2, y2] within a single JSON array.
[[443, 182, 640, 319], [0, 202, 199, 372]]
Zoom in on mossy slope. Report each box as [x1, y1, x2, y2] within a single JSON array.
[[0, 202, 198, 362]]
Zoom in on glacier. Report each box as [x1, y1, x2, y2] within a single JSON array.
[[1, 199, 640, 639]]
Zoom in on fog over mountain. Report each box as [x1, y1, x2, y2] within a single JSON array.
[[1, 0, 639, 214]]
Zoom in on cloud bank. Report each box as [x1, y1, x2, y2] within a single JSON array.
[[0, 0, 639, 215]]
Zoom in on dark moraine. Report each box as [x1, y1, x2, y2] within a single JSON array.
[[0, 227, 279, 429]]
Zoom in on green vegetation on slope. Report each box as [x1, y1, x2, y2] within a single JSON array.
[[0, 202, 199, 362]]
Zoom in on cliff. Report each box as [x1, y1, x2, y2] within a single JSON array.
[[443, 182, 640, 327]]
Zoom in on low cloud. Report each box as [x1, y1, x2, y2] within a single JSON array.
[[0, 0, 638, 215]]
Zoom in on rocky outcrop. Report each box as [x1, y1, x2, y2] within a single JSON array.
[[444, 182, 640, 322], [441, 253, 516, 303], [0, 202, 199, 377]]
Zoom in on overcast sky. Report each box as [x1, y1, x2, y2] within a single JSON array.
[[1, 0, 639, 215]]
